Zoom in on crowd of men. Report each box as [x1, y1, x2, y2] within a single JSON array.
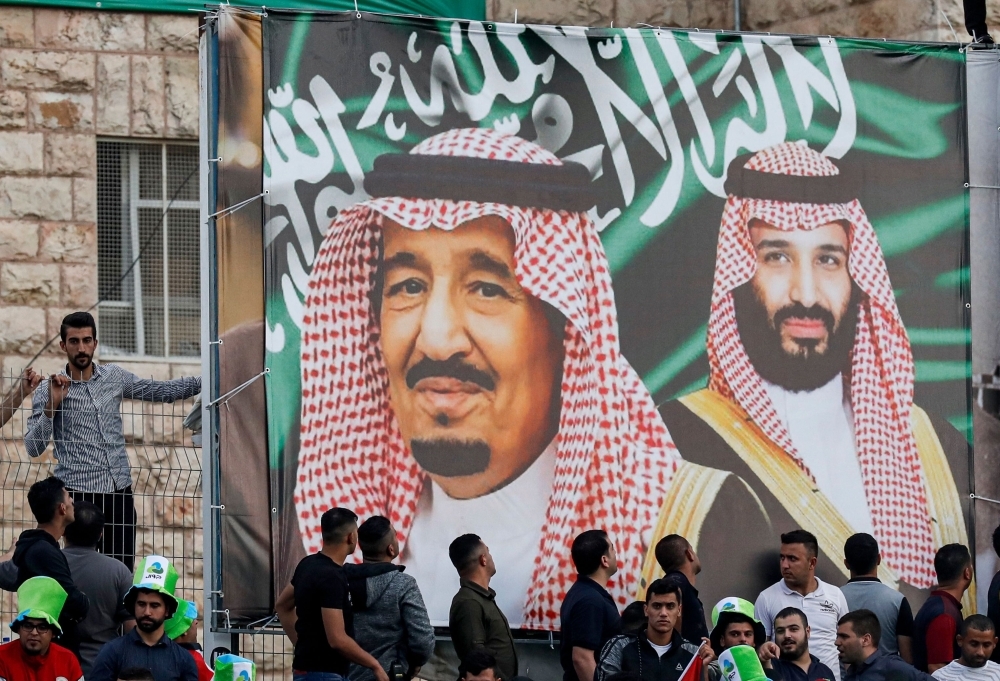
[[278, 507, 1000, 681]]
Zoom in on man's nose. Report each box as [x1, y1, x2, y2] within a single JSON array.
[[415, 284, 472, 360], [789, 259, 819, 309]]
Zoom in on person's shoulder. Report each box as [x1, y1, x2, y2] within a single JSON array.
[[930, 661, 961, 680], [756, 580, 786, 604]]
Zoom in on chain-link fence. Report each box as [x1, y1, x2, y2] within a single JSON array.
[[0, 369, 203, 644]]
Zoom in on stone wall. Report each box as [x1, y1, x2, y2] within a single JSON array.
[[0, 6, 199, 381], [0, 1, 203, 641], [488, 0, 1000, 41]]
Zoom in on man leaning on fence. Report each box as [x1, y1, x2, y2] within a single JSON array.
[[24, 311, 202, 571]]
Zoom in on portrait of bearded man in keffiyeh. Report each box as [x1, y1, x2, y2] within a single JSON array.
[[656, 142, 972, 608], [294, 127, 768, 629]]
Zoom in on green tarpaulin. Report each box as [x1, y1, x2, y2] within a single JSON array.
[[4, 0, 484, 19]]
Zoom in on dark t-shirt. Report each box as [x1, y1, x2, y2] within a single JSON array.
[[666, 571, 709, 643], [766, 655, 837, 681], [291, 552, 354, 674], [560, 576, 622, 681]]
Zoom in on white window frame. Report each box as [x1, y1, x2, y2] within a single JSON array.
[[98, 138, 201, 364]]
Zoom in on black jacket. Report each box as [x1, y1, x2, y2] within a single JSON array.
[[597, 630, 702, 681], [843, 651, 934, 681], [12, 529, 89, 624]]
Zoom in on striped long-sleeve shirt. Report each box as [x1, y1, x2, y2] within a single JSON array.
[[24, 363, 201, 493]]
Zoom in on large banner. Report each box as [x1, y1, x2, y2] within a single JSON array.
[[250, 11, 973, 629]]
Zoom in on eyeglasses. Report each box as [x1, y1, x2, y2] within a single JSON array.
[[18, 622, 52, 633]]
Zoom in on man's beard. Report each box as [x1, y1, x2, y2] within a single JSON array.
[[962, 656, 988, 668], [733, 283, 860, 392], [410, 439, 491, 477], [137, 616, 165, 633], [71, 352, 92, 369], [779, 640, 808, 661]]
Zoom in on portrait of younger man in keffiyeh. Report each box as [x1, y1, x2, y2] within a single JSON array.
[[657, 142, 972, 606], [294, 128, 767, 629]]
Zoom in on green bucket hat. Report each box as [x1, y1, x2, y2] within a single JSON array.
[[11, 576, 67, 634], [123, 555, 180, 615], [710, 597, 766, 653], [214, 654, 256, 681], [718, 645, 768, 681], [164, 599, 198, 640]]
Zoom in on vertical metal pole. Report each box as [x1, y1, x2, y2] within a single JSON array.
[[199, 19, 225, 658], [129, 148, 146, 356], [734, 0, 742, 31], [162, 145, 171, 357]]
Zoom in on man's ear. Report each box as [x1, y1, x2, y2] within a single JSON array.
[[685, 546, 696, 563], [387, 542, 398, 559]]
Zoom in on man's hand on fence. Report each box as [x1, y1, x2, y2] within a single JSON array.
[[45, 374, 70, 418]]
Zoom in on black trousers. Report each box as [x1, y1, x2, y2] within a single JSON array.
[[69, 486, 136, 571], [964, 0, 989, 38]]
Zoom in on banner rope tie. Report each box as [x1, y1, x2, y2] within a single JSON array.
[[207, 368, 269, 408], [209, 190, 268, 219]]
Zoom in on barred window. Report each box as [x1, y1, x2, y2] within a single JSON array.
[[97, 141, 200, 359]]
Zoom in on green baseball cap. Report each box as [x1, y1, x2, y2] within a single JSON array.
[[718, 645, 768, 681], [11, 576, 67, 633], [164, 599, 199, 639], [215, 654, 256, 681], [123, 555, 180, 615]]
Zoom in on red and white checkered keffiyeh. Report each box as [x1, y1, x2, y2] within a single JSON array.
[[296, 127, 680, 628], [707, 142, 935, 588]]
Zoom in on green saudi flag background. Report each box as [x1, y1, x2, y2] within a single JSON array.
[[260, 13, 970, 472]]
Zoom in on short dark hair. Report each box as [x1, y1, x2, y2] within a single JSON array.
[[839, 609, 881, 647], [621, 601, 647, 635], [780, 529, 819, 558], [992, 524, 1000, 559], [775, 606, 809, 629], [449, 534, 485, 573], [654, 534, 690, 574], [64, 500, 104, 547], [960, 614, 996, 636], [645, 577, 682, 605], [358, 515, 393, 557], [27, 477, 67, 524], [843, 533, 879, 574], [320, 507, 358, 544], [60, 311, 97, 342], [117, 668, 156, 681], [460, 648, 501, 679], [571, 530, 611, 576], [934, 543, 972, 584]]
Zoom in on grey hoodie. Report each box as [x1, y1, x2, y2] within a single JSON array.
[[344, 562, 436, 681]]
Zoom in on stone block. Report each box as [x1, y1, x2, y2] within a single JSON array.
[[0, 176, 73, 221], [44, 134, 95, 176], [0, 132, 43, 174], [165, 57, 198, 139], [494, 0, 614, 26], [61, 262, 97, 307], [0, 9, 35, 48], [132, 55, 165, 136], [29, 92, 93, 131], [0, 220, 39, 260], [148, 15, 199, 52], [0, 91, 27, 129], [155, 494, 201, 528], [0, 306, 46, 355], [1, 262, 60, 305], [616, 0, 691, 27], [765, 0, 934, 37], [689, 0, 737, 30], [96, 54, 130, 135], [36, 9, 145, 52], [2, 355, 64, 382], [44, 306, 76, 345], [73, 178, 96, 222], [171, 363, 201, 379], [1, 50, 95, 92], [39, 222, 96, 262], [116, 361, 172, 381]]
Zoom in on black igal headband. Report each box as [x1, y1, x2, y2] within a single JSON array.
[[724, 152, 859, 204], [364, 153, 594, 212]]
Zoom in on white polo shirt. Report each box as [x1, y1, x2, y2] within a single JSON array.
[[755, 577, 849, 681]]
